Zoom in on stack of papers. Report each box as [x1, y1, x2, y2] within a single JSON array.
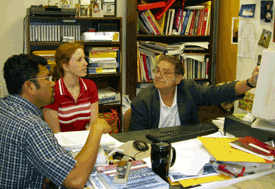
[[54, 130, 124, 166]]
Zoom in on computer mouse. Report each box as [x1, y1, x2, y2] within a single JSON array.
[[133, 140, 149, 151]]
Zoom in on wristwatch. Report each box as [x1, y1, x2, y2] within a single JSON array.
[[246, 79, 256, 88]]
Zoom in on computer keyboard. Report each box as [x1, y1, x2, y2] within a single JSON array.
[[146, 122, 219, 143]]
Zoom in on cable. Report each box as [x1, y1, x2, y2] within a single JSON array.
[[133, 151, 143, 160]]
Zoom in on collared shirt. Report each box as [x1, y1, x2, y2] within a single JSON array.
[[0, 95, 76, 189], [158, 86, 181, 128], [44, 77, 98, 132]]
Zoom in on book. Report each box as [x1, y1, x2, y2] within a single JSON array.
[[97, 165, 169, 189], [174, 9, 183, 33], [142, 53, 150, 81], [184, 10, 194, 35], [89, 62, 118, 68], [138, 1, 166, 11], [89, 51, 117, 58], [140, 11, 155, 35], [199, 1, 211, 36], [144, 11, 159, 35], [177, 10, 186, 35], [89, 58, 117, 63], [201, 7, 209, 36], [204, 9, 211, 35], [156, 11, 167, 33], [165, 9, 172, 35], [155, 0, 176, 20], [144, 11, 160, 35], [168, 9, 176, 35], [188, 9, 197, 35], [192, 9, 201, 35], [146, 9, 163, 35], [180, 9, 191, 35], [87, 46, 119, 53], [138, 17, 151, 34], [198, 137, 274, 163], [229, 136, 275, 161], [88, 68, 117, 74], [197, 8, 205, 35], [145, 55, 153, 80]]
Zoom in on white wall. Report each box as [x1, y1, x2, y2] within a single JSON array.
[[235, 0, 274, 113], [0, 0, 126, 96]]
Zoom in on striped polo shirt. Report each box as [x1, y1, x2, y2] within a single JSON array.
[[44, 77, 98, 132]]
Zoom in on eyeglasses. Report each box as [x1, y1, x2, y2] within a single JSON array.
[[29, 76, 53, 82], [152, 68, 177, 77]]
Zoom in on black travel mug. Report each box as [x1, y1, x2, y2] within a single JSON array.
[[151, 140, 176, 181]]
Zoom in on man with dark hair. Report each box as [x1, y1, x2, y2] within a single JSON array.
[[129, 55, 259, 131], [0, 54, 111, 188]]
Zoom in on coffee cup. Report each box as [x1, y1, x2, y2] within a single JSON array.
[[151, 140, 176, 181]]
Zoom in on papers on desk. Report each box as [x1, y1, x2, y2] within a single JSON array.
[[54, 130, 125, 166], [169, 131, 226, 176], [169, 163, 219, 182], [54, 130, 124, 151]]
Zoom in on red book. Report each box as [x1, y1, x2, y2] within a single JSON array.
[[142, 53, 150, 81], [145, 10, 162, 35], [201, 8, 209, 36], [188, 9, 197, 35], [155, 0, 176, 20], [197, 9, 205, 35], [230, 136, 275, 161], [138, 1, 166, 11]]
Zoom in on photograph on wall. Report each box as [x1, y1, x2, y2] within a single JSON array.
[[231, 17, 239, 44], [261, 0, 273, 23], [258, 29, 272, 48], [102, 0, 116, 17], [239, 4, 256, 18]]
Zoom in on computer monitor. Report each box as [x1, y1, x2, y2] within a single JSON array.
[[251, 49, 275, 131]]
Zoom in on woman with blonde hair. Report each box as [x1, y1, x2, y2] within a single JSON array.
[[43, 43, 103, 132]]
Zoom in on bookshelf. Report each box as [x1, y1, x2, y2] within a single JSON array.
[[25, 16, 123, 132], [125, 0, 218, 100]]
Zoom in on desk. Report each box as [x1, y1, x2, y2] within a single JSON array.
[[110, 123, 275, 189]]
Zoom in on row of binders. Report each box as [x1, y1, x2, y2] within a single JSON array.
[[138, 1, 211, 36], [29, 21, 81, 42]]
